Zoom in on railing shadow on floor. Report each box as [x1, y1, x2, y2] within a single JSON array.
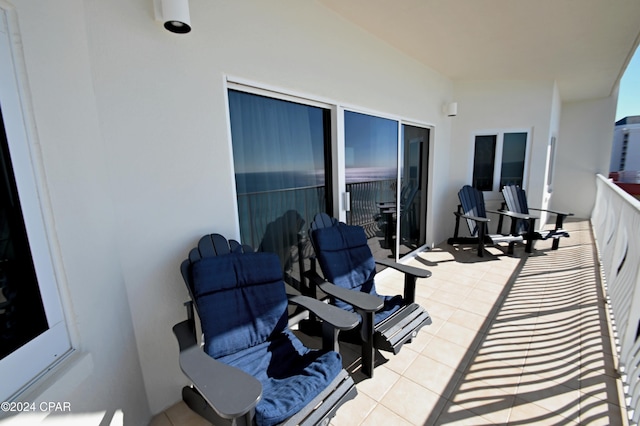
[[420, 221, 623, 425]]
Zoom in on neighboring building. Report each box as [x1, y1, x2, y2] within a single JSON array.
[[610, 115, 640, 175]]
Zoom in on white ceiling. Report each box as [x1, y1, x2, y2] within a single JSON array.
[[318, 0, 640, 102]]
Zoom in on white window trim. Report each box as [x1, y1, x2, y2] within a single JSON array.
[[470, 128, 532, 201], [0, 5, 72, 401]]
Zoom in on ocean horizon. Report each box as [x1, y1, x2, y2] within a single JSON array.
[[235, 167, 397, 194]]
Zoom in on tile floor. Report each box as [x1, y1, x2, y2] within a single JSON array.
[[150, 220, 627, 425]]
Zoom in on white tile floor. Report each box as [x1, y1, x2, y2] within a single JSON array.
[[151, 220, 626, 426]]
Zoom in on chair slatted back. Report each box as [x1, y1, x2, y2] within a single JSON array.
[[458, 185, 486, 237], [309, 213, 379, 311], [502, 185, 529, 215], [180, 234, 254, 312], [502, 185, 529, 233]]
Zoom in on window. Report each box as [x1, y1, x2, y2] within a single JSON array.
[[472, 135, 496, 191], [0, 12, 71, 400], [472, 131, 528, 192]]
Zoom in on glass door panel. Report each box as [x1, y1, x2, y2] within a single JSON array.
[[398, 125, 429, 258], [344, 111, 398, 262], [228, 89, 331, 288]]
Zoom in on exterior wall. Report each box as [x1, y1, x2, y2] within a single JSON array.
[[556, 96, 618, 217], [450, 80, 557, 228], [6, 0, 454, 420]]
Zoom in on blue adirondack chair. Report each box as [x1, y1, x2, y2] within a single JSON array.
[[174, 233, 359, 426], [501, 184, 573, 251], [304, 213, 432, 378], [448, 185, 526, 257]]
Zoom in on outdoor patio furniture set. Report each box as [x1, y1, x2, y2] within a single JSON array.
[[169, 184, 572, 425]]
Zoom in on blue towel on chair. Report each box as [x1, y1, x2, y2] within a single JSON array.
[[191, 252, 343, 426]]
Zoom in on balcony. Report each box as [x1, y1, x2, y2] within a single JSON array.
[[152, 176, 633, 426]]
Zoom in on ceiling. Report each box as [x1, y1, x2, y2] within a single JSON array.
[[318, 0, 640, 102]]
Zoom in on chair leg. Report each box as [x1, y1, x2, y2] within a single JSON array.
[[525, 218, 537, 253], [453, 212, 461, 239], [359, 310, 375, 378], [551, 214, 566, 250], [506, 217, 518, 255], [477, 222, 486, 257]]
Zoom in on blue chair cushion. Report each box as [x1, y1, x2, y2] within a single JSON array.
[[192, 252, 288, 359], [312, 223, 403, 323], [191, 252, 343, 426]]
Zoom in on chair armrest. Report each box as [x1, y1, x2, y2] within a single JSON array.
[[172, 320, 262, 420], [374, 258, 432, 279], [305, 271, 383, 312], [488, 209, 536, 220], [454, 211, 490, 223], [288, 295, 359, 331], [528, 207, 574, 217]]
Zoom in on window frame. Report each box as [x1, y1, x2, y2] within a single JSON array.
[[470, 129, 531, 200], [0, 7, 72, 401]]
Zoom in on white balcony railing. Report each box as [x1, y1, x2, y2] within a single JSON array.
[[592, 174, 640, 425]]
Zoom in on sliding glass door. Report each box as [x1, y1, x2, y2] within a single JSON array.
[[398, 124, 429, 258], [228, 85, 431, 283], [344, 111, 398, 261], [343, 112, 430, 262]]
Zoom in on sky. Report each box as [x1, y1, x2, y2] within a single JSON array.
[[616, 46, 640, 121]]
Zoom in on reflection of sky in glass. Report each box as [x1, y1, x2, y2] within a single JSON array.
[[344, 111, 398, 182], [229, 90, 327, 193], [229, 90, 325, 174]]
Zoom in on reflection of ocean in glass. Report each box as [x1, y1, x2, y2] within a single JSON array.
[[235, 171, 326, 252], [235, 167, 397, 194], [346, 167, 396, 184], [236, 171, 325, 194]]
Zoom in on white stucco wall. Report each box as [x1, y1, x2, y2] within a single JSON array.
[[556, 96, 618, 217]]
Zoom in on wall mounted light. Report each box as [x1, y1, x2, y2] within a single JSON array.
[[154, 0, 191, 34], [443, 102, 458, 117]]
